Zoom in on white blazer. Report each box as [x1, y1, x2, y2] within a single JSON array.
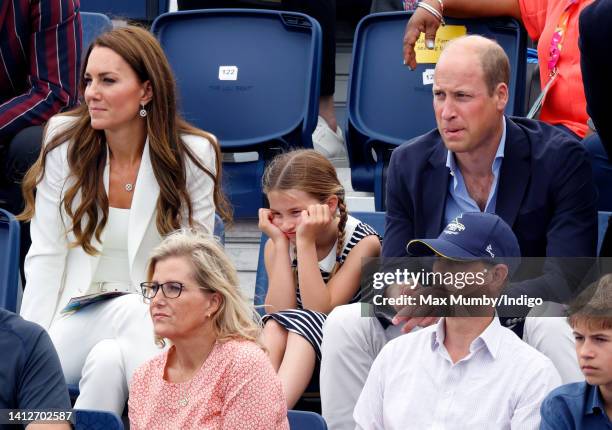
[[20, 115, 217, 330]]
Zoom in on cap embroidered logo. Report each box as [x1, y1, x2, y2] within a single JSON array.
[[445, 219, 466, 235]]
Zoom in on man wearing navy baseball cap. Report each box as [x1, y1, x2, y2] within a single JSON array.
[[407, 211, 521, 273], [398, 212, 521, 321], [354, 212, 561, 430]]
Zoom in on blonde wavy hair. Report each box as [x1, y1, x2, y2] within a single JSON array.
[[146, 230, 262, 347]]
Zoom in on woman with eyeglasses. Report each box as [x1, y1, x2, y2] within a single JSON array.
[[129, 230, 289, 430], [17, 26, 231, 415]]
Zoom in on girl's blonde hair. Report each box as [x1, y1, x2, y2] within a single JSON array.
[[262, 149, 347, 275], [146, 229, 262, 347]]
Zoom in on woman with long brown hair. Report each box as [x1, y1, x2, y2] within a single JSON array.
[[18, 26, 231, 414]]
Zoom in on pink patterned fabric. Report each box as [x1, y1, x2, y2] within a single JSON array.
[[129, 339, 289, 430], [518, 0, 594, 137]]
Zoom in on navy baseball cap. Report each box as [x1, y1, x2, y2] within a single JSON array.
[[406, 212, 521, 274]]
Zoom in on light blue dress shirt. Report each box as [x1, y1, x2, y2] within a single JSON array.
[[444, 118, 507, 226]]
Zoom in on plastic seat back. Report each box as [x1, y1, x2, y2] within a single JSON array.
[[0, 209, 21, 312], [598, 211, 611, 256], [152, 9, 321, 217], [214, 213, 226, 245], [79, 0, 168, 21], [80, 12, 113, 54], [288, 410, 328, 429], [74, 409, 123, 430]]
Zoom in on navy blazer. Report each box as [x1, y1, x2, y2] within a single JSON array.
[[383, 116, 598, 303]]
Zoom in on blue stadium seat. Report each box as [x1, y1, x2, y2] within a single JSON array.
[[254, 231, 271, 316], [0, 209, 21, 312], [152, 9, 321, 218], [79, 0, 168, 22], [346, 12, 527, 210], [288, 410, 328, 429], [598, 211, 611, 256], [68, 384, 80, 403], [80, 12, 113, 54], [527, 47, 539, 64], [74, 409, 123, 430], [214, 213, 226, 245]]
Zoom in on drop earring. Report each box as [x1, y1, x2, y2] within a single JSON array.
[[139, 103, 147, 117]]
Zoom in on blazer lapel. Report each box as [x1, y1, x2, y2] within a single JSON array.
[[495, 118, 531, 228], [128, 138, 159, 270], [423, 142, 449, 238]]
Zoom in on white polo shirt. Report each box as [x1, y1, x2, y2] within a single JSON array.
[[353, 317, 561, 430]]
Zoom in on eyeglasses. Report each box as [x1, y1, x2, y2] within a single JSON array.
[[140, 282, 184, 300]]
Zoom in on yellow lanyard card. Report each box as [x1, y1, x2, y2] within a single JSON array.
[[415, 25, 468, 64]]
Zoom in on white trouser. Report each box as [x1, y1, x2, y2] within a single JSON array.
[[320, 302, 582, 430], [48, 293, 163, 415], [320, 303, 402, 430]]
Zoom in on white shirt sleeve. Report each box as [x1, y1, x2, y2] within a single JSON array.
[[510, 359, 562, 430]]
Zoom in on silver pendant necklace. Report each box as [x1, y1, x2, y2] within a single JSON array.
[[124, 183, 134, 192], [178, 382, 189, 407]]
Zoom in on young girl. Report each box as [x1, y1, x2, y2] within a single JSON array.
[[258, 149, 381, 408]]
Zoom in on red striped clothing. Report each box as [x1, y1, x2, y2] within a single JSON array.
[[0, 0, 81, 143]]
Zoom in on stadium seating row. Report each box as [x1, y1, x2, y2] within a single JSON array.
[[69, 408, 326, 429], [4, 207, 612, 319], [84, 8, 528, 217]]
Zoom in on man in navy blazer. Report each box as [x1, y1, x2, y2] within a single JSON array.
[[320, 35, 598, 430], [383, 114, 597, 313], [383, 118, 596, 260]]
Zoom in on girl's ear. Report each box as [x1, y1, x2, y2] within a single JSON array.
[[326, 195, 339, 214]]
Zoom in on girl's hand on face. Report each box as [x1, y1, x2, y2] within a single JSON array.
[[296, 204, 333, 243], [258, 208, 287, 244]]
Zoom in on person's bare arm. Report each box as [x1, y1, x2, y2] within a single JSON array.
[[403, 0, 522, 69], [260, 209, 297, 312]]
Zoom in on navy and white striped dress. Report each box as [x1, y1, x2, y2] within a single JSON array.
[[262, 215, 380, 360]]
